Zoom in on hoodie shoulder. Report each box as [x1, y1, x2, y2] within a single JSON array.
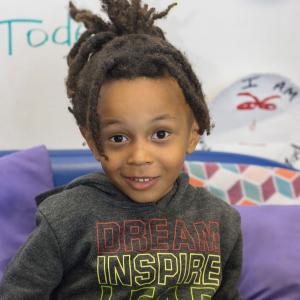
[[35, 172, 112, 217], [191, 185, 241, 222], [36, 172, 108, 206]]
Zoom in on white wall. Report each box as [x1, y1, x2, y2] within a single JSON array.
[[1, 0, 299, 150]]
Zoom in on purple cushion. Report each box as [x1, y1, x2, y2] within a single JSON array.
[[0, 145, 54, 281], [236, 205, 300, 300]]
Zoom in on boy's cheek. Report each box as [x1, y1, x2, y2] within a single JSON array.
[[99, 157, 113, 169], [99, 154, 122, 175]]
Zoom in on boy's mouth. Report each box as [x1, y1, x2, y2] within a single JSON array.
[[127, 177, 155, 182], [123, 176, 159, 190]]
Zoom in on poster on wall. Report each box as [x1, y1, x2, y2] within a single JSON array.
[[203, 74, 300, 169]]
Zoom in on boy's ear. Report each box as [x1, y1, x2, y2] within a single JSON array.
[[187, 121, 200, 154], [79, 127, 101, 161]]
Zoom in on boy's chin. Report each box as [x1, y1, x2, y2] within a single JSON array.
[[122, 185, 174, 204]]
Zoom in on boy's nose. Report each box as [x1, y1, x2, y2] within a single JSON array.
[[127, 140, 153, 166]]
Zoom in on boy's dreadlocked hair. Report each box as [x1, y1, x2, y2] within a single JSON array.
[[66, 0, 211, 153]]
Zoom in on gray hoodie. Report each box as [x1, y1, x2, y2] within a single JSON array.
[[0, 172, 243, 299]]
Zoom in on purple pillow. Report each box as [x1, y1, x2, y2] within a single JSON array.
[[0, 145, 54, 281], [236, 205, 300, 300]]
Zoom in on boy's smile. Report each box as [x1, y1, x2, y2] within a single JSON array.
[[84, 76, 199, 204]]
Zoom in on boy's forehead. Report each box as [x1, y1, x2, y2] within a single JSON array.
[[97, 77, 195, 129], [98, 76, 191, 115]]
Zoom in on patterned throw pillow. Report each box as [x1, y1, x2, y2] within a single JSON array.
[[184, 161, 300, 205]]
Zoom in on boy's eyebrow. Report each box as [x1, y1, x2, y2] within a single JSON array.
[[101, 114, 177, 128], [151, 114, 177, 122], [101, 119, 123, 128]]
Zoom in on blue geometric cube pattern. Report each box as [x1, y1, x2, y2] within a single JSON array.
[[184, 162, 300, 205]]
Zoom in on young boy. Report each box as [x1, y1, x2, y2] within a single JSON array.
[[0, 0, 243, 299]]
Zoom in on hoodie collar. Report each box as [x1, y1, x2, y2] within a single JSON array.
[[36, 172, 190, 210]]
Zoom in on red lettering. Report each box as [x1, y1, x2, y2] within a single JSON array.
[[124, 220, 148, 252], [97, 222, 120, 254], [173, 220, 196, 251], [193, 221, 220, 253], [149, 219, 169, 251]]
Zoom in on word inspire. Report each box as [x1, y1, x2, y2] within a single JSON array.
[[0, 15, 83, 55]]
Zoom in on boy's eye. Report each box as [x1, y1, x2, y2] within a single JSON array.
[[152, 130, 171, 140], [109, 135, 128, 143]]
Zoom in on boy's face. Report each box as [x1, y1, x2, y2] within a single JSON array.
[[83, 76, 199, 204]]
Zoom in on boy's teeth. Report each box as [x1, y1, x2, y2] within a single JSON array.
[[131, 177, 150, 182]]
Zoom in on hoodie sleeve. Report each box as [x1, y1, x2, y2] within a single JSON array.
[[0, 209, 63, 299], [213, 225, 243, 300]]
